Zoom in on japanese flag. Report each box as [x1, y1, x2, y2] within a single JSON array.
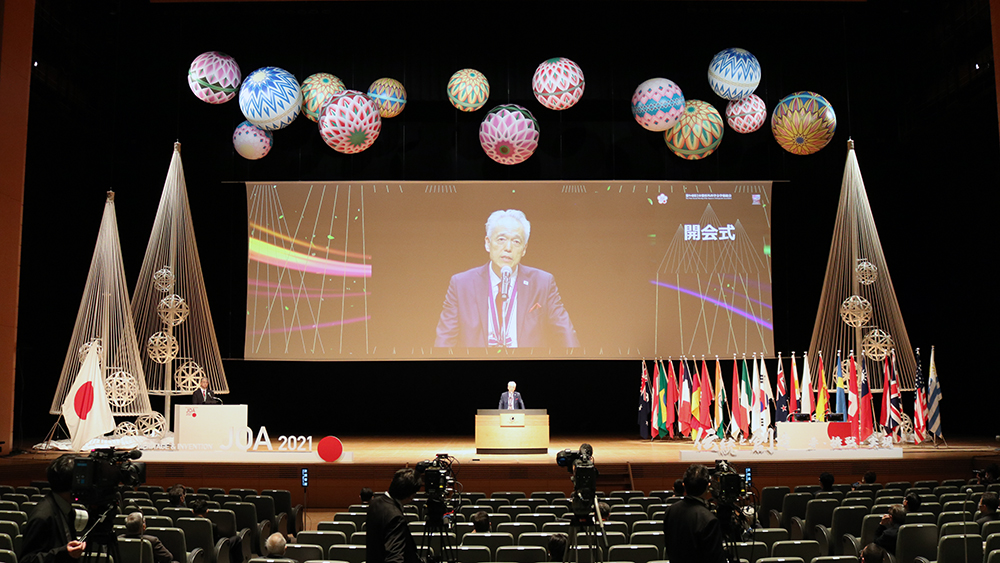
[[61, 345, 115, 451]]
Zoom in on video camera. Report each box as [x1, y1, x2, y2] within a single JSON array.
[[416, 453, 461, 527], [72, 448, 146, 507], [709, 460, 745, 504]]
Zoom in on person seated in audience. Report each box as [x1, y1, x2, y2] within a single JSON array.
[[977, 492, 999, 525], [471, 511, 491, 533], [861, 543, 887, 563], [265, 532, 286, 558], [903, 492, 922, 512], [547, 533, 567, 562], [873, 504, 905, 554], [671, 479, 685, 497], [863, 471, 877, 484], [189, 499, 221, 543], [168, 484, 186, 507], [595, 501, 611, 521], [820, 472, 835, 492], [360, 487, 374, 506], [121, 512, 175, 563]]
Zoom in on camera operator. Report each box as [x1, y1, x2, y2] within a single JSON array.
[[19, 455, 86, 563], [366, 468, 422, 563], [663, 464, 726, 563]]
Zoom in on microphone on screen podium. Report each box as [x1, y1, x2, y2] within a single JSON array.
[[500, 266, 512, 299]]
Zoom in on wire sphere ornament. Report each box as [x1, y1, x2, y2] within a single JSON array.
[[78, 338, 103, 363], [856, 259, 878, 286], [105, 370, 139, 408], [899, 413, 913, 437], [157, 294, 190, 327], [840, 295, 872, 327], [174, 360, 205, 392], [862, 328, 894, 361], [136, 412, 166, 438], [113, 421, 139, 438], [153, 266, 175, 292], [147, 332, 179, 364]]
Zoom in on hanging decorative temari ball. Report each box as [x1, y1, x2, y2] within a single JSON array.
[[531, 57, 585, 110], [367, 78, 407, 118], [725, 94, 767, 134], [318, 90, 382, 154], [707, 48, 762, 101], [239, 67, 302, 131], [301, 73, 346, 123], [187, 51, 242, 104], [663, 100, 725, 160], [771, 91, 837, 155], [631, 78, 685, 132], [479, 104, 540, 165], [447, 69, 490, 112], [232, 121, 273, 160]]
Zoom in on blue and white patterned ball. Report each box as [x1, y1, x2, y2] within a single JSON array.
[[708, 48, 761, 101], [239, 67, 302, 131]]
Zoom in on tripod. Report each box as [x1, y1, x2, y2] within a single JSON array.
[[420, 498, 457, 563], [79, 503, 123, 563], [564, 494, 607, 563]]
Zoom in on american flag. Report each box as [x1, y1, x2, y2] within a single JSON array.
[[913, 348, 927, 443]]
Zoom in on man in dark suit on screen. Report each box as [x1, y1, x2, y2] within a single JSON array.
[[434, 209, 578, 349], [499, 381, 525, 409]]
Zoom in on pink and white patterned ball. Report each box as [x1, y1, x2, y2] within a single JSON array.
[[479, 104, 540, 165], [301, 73, 346, 122], [532, 57, 585, 111], [318, 90, 382, 154], [631, 78, 686, 132], [725, 94, 767, 134], [232, 121, 273, 160], [187, 51, 242, 104]]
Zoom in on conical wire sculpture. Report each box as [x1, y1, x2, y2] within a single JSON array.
[[50, 192, 152, 417], [808, 140, 917, 392], [132, 143, 228, 426]]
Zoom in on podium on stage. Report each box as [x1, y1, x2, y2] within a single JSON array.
[[475, 409, 549, 454], [174, 404, 248, 449]]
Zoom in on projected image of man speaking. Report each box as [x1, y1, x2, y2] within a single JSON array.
[[434, 209, 579, 349]]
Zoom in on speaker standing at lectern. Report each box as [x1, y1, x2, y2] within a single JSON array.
[[499, 381, 524, 409], [192, 377, 219, 405]]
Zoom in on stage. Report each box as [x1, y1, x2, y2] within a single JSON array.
[[4, 434, 998, 509]]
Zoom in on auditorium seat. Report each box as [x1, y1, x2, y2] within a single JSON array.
[[516, 532, 553, 548], [984, 533, 1000, 560], [498, 505, 530, 519], [332, 512, 367, 530], [0, 549, 18, 563], [0, 502, 17, 513], [246, 495, 287, 536], [284, 544, 323, 563], [938, 521, 978, 538], [514, 513, 556, 529], [198, 487, 226, 498], [920, 534, 983, 563], [817, 492, 846, 503], [628, 498, 662, 511], [494, 545, 547, 563], [989, 549, 1000, 563], [534, 505, 563, 517], [215, 495, 242, 505], [318, 521, 356, 536], [937, 512, 974, 529], [983, 521, 1000, 538], [610, 490, 644, 500], [460, 505, 494, 519], [118, 536, 155, 563], [492, 491, 527, 503], [495, 522, 536, 541], [461, 492, 487, 504], [327, 544, 365, 563], [0, 512, 26, 528], [631, 520, 662, 534], [461, 532, 514, 559], [756, 557, 804, 563], [842, 514, 883, 557], [296, 531, 347, 556], [942, 500, 977, 514], [480, 499, 511, 511], [933, 486, 960, 496], [225, 502, 270, 556], [922, 502, 943, 517], [876, 489, 903, 499], [177, 517, 231, 563], [0, 524, 18, 543], [540, 521, 570, 534], [811, 557, 858, 563], [914, 481, 939, 489], [608, 543, 659, 563], [350, 531, 366, 545], [886, 482, 911, 491], [771, 539, 821, 562], [893, 523, 937, 563], [0, 534, 10, 552], [630, 531, 665, 556], [453, 545, 491, 563], [790, 498, 838, 540], [645, 504, 669, 518], [513, 498, 545, 511], [761, 487, 791, 525], [230, 489, 257, 499], [749, 528, 788, 554], [146, 526, 205, 563], [816, 506, 867, 555], [771, 493, 812, 531], [607, 512, 646, 534], [578, 530, 627, 547], [794, 485, 821, 495], [566, 544, 602, 563], [839, 497, 873, 511]]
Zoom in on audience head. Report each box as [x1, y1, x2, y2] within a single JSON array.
[[360, 487, 374, 503], [888, 504, 906, 525], [683, 464, 711, 498], [388, 468, 422, 501], [985, 464, 1000, 483], [125, 512, 145, 535], [596, 502, 611, 520], [189, 499, 208, 517], [47, 454, 76, 494], [904, 492, 922, 512], [863, 471, 877, 484], [819, 472, 835, 492], [168, 484, 186, 506], [861, 543, 887, 563], [471, 511, 491, 533], [547, 533, 568, 562], [265, 532, 286, 556], [981, 492, 999, 514], [673, 478, 685, 496]]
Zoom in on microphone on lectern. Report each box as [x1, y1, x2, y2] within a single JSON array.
[[500, 266, 512, 299]]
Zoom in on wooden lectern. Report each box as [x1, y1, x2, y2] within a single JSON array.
[[475, 409, 549, 454]]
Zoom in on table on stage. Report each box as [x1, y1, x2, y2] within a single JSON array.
[[776, 420, 853, 449], [475, 409, 549, 454], [174, 404, 248, 449]]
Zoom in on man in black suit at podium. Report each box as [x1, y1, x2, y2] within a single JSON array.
[[499, 381, 524, 409], [192, 377, 219, 405]]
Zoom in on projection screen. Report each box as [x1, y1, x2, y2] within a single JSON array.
[[245, 181, 773, 360]]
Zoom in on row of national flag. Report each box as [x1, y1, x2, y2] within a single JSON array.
[[638, 349, 944, 444]]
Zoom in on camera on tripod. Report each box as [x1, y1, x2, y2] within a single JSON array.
[[72, 448, 146, 507], [415, 453, 461, 528]]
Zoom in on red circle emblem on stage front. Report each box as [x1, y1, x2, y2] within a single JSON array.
[[318, 436, 344, 462]]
